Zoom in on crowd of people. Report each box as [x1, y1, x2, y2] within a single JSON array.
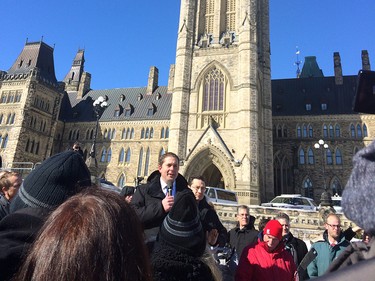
[[0, 142, 374, 280]]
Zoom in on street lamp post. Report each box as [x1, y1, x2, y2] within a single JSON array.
[[314, 139, 332, 207], [85, 96, 108, 175], [314, 139, 329, 190]]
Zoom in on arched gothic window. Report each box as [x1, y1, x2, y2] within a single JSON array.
[[308, 125, 313, 138], [303, 177, 313, 198], [335, 124, 341, 137], [119, 148, 125, 163], [203, 67, 224, 111], [357, 124, 362, 138], [159, 148, 165, 158], [144, 148, 150, 177], [308, 148, 314, 164], [329, 125, 334, 138], [332, 178, 342, 196], [363, 124, 368, 137], [165, 127, 169, 138], [125, 148, 131, 163], [335, 148, 342, 165], [117, 174, 125, 188], [323, 125, 328, 138], [299, 148, 305, 165], [326, 149, 333, 165], [350, 124, 355, 137], [297, 126, 301, 138], [137, 148, 143, 176], [100, 148, 107, 162]]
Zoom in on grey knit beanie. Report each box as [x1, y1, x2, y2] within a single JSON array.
[[342, 140, 375, 234], [10, 151, 91, 213], [159, 189, 206, 257]]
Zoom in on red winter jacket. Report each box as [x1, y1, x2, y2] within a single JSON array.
[[235, 238, 297, 281]]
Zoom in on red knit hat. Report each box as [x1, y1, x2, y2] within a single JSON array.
[[263, 220, 283, 241]]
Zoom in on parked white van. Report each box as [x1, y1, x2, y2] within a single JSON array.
[[205, 187, 238, 206]]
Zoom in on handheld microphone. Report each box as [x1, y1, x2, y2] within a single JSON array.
[[167, 185, 172, 196]]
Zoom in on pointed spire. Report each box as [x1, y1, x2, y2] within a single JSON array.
[[294, 47, 302, 78], [63, 49, 85, 89], [63, 49, 91, 97]]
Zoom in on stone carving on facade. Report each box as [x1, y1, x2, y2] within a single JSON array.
[[219, 30, 234, 47], [197, 32, 212, 48]]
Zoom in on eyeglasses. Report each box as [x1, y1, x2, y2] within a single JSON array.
[[326, 223, 341, 229]]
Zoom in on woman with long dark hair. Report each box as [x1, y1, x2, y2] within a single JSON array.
[[13, 187, 152, 281]]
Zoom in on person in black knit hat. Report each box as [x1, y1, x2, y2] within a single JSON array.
[[0, 151, 91, 281], [151, 189, 216, 281]]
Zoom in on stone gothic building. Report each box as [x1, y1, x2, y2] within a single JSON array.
[[0, 0, 373, 204]]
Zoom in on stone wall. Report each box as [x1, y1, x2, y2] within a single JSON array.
[[216, 204, 355, 241]]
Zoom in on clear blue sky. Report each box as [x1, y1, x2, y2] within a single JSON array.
[[1, 1, 374, 89]]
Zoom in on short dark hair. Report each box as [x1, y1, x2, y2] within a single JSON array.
[[188, 175, 206, 185], [158, 152, 180, 166], [258, 218, 270, 232]]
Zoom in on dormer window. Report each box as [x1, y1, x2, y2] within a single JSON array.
[[305, 104, 311, 111], [147, 103, 156, 116], [147, 108, 154, 116], [113, 105, 123, 117], [137, 94, 143, 101], [124, 104, 134, 117], [321, 103, 327, 110]]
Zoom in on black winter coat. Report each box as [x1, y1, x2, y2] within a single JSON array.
[[0, 207, 49, 281], [283, 232, 308, 280], [131, 172, 188, 242], [228, 224, 258, 257], [151, 241, 215, 281], [198, 197, 227, 247]]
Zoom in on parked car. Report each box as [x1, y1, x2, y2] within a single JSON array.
[[261, 194, 318, 211], [205, 187, 238, 206]]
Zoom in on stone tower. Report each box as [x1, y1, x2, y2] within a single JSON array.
[[63, 49, 91, 99], [169, 0, 273, 204], [0, 41, 63, 167]]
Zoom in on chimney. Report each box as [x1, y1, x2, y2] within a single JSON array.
[[333, 52, 343, 85], [361, 50, 371, 70], [147, 66, 158, 94], [167, 64, 175, 93]]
